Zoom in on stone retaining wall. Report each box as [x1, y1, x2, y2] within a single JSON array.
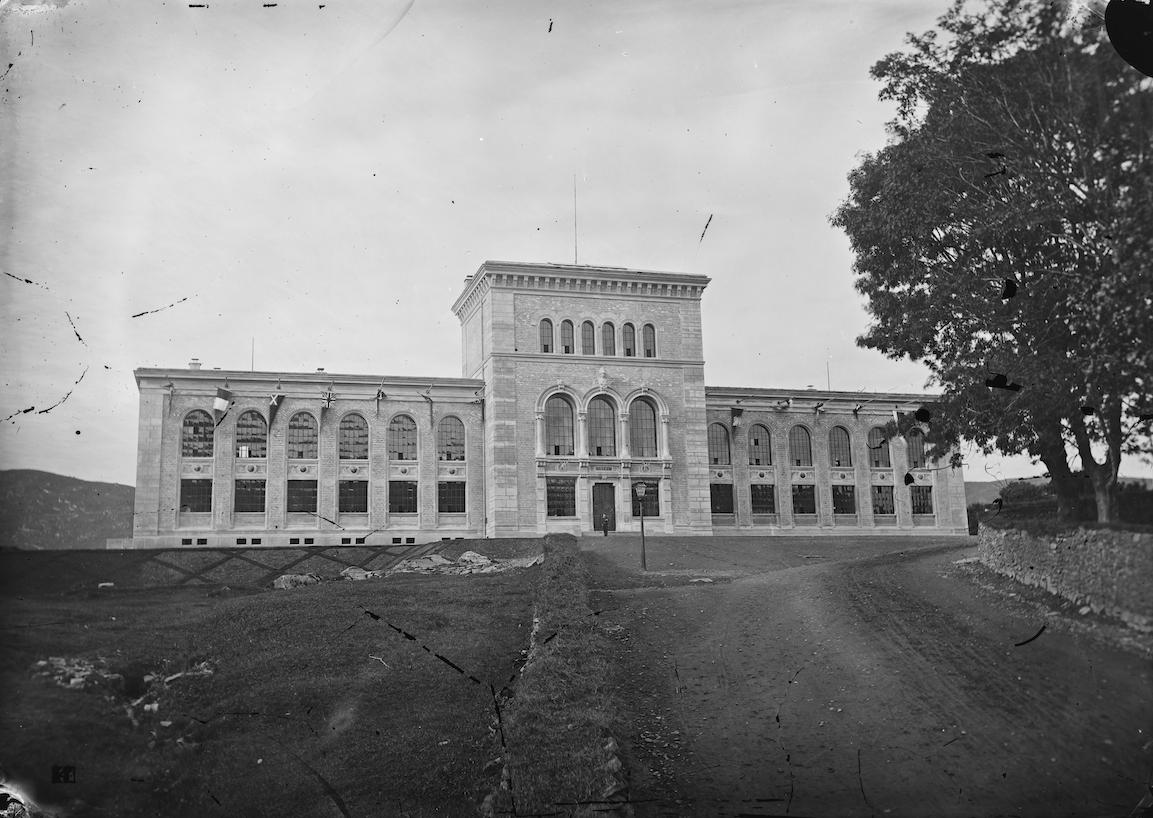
[[977, 524, 1153, 632]]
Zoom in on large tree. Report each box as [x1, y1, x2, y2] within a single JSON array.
[[830, 0, 1153, 522]]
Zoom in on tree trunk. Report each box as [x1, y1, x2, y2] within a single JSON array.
[[1090, 468, 1120, 523], [1038, 452, 1082, 521], [1034, 420, 1082, 521], [1069, 406, 1123, 524]]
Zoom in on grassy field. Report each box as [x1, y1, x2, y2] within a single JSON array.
[[2, 552, 541, 817]]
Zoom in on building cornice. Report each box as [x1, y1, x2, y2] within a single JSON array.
[[705, 386, 935, 414], [135, 368, 485, 398], [452, 260, 711, 317]]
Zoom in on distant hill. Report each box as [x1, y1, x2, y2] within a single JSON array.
[[0, 470, 134, 550], [965, 476, 1153, 507]]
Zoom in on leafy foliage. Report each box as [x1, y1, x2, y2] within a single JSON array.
[[830, 0, 1153, 521]]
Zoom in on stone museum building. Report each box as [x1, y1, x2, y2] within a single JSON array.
[[124, 260, 968, 548]]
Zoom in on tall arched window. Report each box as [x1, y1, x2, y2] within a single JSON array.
[[181, 410, 214, 457], [622, 323, 636, 357], [581, 321, 596, 355], [588, 397, 616, 457], [788, 426, 812, 467], [560, 320, 575, 354], [642, 324, 656, 358], [602, 322, 616, 356], [388, 414, 417, 460], [906, 429, 927, 469], [438, 416, 465, 461], [708, 423, 731, 465], [748, 424, 771, 466], [629, 399, 658, 458], [539, 319, 554, 353], [235, 411, 267, 458], [287, 412, 318, 459], [829, 426, 852, 467], [545, 396, 575, 456], [340, 414, 369, 460], [867, 428, 891, 468]]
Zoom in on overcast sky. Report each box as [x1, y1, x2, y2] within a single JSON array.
[[2, 0, 1147, 487]]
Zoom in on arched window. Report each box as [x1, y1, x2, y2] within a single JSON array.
[[707, 423, 731, 465], [235, 411, 267, 458], [906, 429, 927, 469], [629, 399, 658, 458], [340, 414, 369, 459], [748, 424, 771, 466], [642, 324, 656, 358], [867, 427, 891, 468], [560, 320, 575, 354], [545, 396, 575, 456], [438, 416, 465, 461], [287, 412, 318, 459], [589, 397, 617, 456], [388, 414, 417, 460], [622, 323, 636, 357], [181, 410, 214, 457], [539, 319, 553, 353], [581, 321, 596, 355], [602, 322, 616, 356], [829, 426, 852, 467], [788, 426, 812, 467]]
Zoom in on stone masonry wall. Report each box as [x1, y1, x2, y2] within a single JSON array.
[[977, 525, 1153, 631]]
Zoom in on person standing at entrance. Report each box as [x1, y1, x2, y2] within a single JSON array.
[[601, 513, 610, 536]]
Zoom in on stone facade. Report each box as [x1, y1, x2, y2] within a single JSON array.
[[122, 260, 967, 548]]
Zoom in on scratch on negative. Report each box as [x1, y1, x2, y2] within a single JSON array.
[[38, 367, 88, 415], [4, 271, 50, 290], [2, 406, 36, 423], [132, 297, 190, 318], [65, 312, 88, 347]]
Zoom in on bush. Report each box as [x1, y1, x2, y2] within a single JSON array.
[[999, 480, 1052, 505]]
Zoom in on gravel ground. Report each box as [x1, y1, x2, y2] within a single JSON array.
[[584, 535, 1153, 818]]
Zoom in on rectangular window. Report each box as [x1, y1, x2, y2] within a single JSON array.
[[832, 485, 857, 514], [234, 480, 266, 513], [546, 478, 576, 517], [710, 483, 734, 514], [180, 479, 212, 513], [388, 481, 417, 514], [872, 485, 895, 515], [339, 480, 369, 513], [791, 484, 816, 515], [751, 484, 776, 514], [911, 485, 934, 515], [287, 480, 318, 513], [438, 482, 466, 514], [630, 481, 659, 517]]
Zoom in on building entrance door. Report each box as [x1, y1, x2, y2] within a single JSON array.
[[592, 483, 616, 533]]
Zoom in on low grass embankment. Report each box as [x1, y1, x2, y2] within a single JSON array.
[[2, 549, 540, 817], [486, 534, 626, 817]]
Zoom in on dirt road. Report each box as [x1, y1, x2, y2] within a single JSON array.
[[585, 536, 1153, 817]]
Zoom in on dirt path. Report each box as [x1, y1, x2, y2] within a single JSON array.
[[588, 538, 1153, 817]]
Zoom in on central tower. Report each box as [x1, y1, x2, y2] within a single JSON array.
[[453, 260, 715, 537]]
